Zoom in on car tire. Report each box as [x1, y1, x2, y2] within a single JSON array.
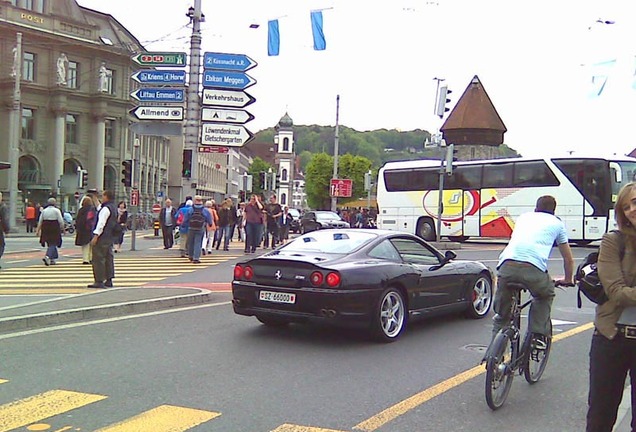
[[465, 274, 493, 319], [256, 315, 290, 327], [371, 287, 407, 342]]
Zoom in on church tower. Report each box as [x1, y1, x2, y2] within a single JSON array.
[[273, 112, 295, 207]]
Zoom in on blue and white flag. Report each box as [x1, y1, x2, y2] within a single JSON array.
[[588, 59, 616, 98], [310, 11, 326, 51], [268, 19, 280, 56]]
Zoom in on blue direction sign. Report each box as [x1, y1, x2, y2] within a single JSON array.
[[132, 70, 186, 85], [203, 52, 257, 72], [202, 70, 256, 90], [131, 88, 185, 103]]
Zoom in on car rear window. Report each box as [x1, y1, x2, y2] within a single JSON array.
[[283, 231, 377, 254]]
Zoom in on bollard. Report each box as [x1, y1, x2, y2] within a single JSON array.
[[154, 220, 160, 237]]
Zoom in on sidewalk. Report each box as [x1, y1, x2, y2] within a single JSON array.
[[0, 286, 219, 334]]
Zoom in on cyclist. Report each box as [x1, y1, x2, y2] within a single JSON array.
[[492, 195, 575, 348]]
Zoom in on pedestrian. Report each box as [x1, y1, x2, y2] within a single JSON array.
[[159, 198, 177, 249], [74, 196, 96, 264], [183, 195, 212, 264], [37, 197, 64, 266], [264, 195, 282, 249], [243, 194, 264, 254], [88, 190, 117, 288], [113, 201, 128, 253], [214, 198, 232, 251], [202, 200, 218, 255], [228, 199, 238, 243], [280, 206, 292, 244], [236, 202, 245, 242], [0, 192, 10, 268], [25, 202, 36, 233], [176, 199, 192, 258], [586, 181, 636, 432]]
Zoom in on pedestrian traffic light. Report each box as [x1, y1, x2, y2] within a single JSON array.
[[182, 149, 193, 178], [121, 160, 132, 187], [445, 143, 458, 174], [436, 85, 452, 118], [239, 190, 246, 202]]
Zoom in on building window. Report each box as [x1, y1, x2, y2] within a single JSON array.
[[65, 114, 78, 144], [11, 0, 44, 13], [105, 68, 115, 94], [67, 61, 78, 89], [282, 168, 288, 181], [23, 52, 36, 81], [21, 108, 35, 139], [105, 119, 115, 148], [283, 137, 289, 151], [280, 193, 287, 205]]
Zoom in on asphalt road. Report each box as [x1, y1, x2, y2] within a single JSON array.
[[0, 241, 607, 431]]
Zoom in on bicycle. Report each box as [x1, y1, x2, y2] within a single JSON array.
[[484, 280, 571, 410]]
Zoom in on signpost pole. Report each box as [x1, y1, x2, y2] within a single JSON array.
[[184, 0, 203, 200], [330, 95, 340, 212], [130, 138, 140, 251]]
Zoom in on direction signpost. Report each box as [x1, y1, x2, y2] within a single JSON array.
[[201, 124, 253, 147], [130, 106, 184, 121], [201, 89, 255, 108], [132, 52, 187, 67], [330, 179, 353, 198], [203, 52, 257, 72], [202, 70, 256, 90], [198, 146, 229, 154], [131, 70, 186, 85], [201, 107, 253, 124], [131, 88, 185, 103]]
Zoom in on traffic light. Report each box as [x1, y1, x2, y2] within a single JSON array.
[[81, 169, 88, 188], [239, 190, 246, 202], [182, 149, 193, 178], [270, 172, 277, 190], [121, 160, 132, 187], [436, 85, 452, 118], [77, 169, 88, 188], [364, 170, 373, 191], [445, 143, 458, 175], [259, 171, 267, 190]]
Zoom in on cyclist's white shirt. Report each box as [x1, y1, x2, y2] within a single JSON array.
[[497, 211, 568, 272]]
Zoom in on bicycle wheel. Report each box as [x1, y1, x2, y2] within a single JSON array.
[[523, 332, 552, 384], [485, 331, 516, 410]]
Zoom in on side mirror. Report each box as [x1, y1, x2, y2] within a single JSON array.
[[444, 250, 457, 261]]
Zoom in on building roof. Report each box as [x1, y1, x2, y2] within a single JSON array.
[[441, 75, 506, 133]]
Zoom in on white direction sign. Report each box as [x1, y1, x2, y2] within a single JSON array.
[[201, 108, 253, 124], [201, 88, 255, 108], [201, 123, 253, 147], [130, 106, 184, 121]]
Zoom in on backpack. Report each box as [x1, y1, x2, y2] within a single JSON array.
[[575, 230, 625, 308], [188, 207, 206, 231], [85, 209, 96, 232], [176, 211, 184, 226]]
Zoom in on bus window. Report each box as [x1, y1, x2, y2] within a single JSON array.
[[553, 159, 610, 216], [513, 160, 559, 187], [482, 162, 513, 188], [447, 165, 482, 190]]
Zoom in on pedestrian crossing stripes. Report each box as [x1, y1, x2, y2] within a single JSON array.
[[94, 405, 221, 431], [0, 255, 240, 294]]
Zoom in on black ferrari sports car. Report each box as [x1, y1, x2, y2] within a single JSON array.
[[232, 229, 494, 342]]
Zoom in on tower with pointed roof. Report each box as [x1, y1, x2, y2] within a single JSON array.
[[273, 112, 295, 207], [441, 76, 511, 160]]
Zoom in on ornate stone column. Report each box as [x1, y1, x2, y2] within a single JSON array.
[[90, 99, 108, 191], [50, 93, 67, 197]]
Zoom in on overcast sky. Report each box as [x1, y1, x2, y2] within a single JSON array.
[[78, 0, 636, 158]]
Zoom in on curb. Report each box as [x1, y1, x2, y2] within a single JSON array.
[[0, 287, 213, 334]]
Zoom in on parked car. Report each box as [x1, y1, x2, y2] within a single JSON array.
[[288, 208, 301, 234], [232, 229, 494, 342], [300, 210, 349, 233]]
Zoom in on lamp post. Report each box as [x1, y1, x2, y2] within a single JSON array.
[[8, 32, 22, 232], [130, 137, 140, 251], [330, 95, 340, 212]]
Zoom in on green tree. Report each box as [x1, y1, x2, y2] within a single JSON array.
[[338, 154, 373, 200], [305, 153, 333, 210], [248, 157, 272, 195], [297, 150, 313, 172]]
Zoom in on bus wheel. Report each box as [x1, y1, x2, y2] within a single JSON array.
[[416, 218, 436, 242], [574, 240, 592, 246]]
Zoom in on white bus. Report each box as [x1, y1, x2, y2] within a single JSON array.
[[376, 155, 636, 245]]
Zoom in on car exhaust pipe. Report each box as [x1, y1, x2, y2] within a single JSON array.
[[319, 309, 337, 318], [232, 299, 241, 306]]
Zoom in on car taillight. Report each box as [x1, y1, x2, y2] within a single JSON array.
[[244, 266, 254, 280], [310, 271, 324, 286], [233, 265, 243, 280], [326, 272, 341, 287]]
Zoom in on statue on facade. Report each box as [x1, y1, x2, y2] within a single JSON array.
[[56, 53, 68, 86], [98, 62, 111, 92]]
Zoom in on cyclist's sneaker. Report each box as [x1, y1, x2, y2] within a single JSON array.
[[532, 333, 549, 350]]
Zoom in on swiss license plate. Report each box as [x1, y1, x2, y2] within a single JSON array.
[[259, 290, 296, 304]]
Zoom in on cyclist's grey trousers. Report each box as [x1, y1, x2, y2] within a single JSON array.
[[492, 260, 555, 337]]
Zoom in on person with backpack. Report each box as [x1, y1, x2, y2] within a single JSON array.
[[183, 195, 212, 264], [176, 199, 192, 258], [75, 196, 96, 264], [586, 182, 636, 432]]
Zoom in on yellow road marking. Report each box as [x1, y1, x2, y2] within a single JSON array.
[[94, 404, 220, 431], [0, 389, 107, 432], [0, 289, 91, 294], [354, 322, 595, 431], [272, 424, 348, 432], [0, 379, 7, 384]]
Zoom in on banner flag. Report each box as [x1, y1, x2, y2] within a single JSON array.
[[310, 11, 326, 51], [588, 59, 616, 98], [268, 20, 280, 56]]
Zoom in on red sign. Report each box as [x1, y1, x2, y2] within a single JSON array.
[[130, 189, 139, 206], [330, 179, 353, 198], [152, 203, 161, 214], [74, 191, 80, 199], [198, 146, 229, 154]]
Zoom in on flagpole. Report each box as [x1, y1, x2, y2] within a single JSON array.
[[330, 95, 340, 212]]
